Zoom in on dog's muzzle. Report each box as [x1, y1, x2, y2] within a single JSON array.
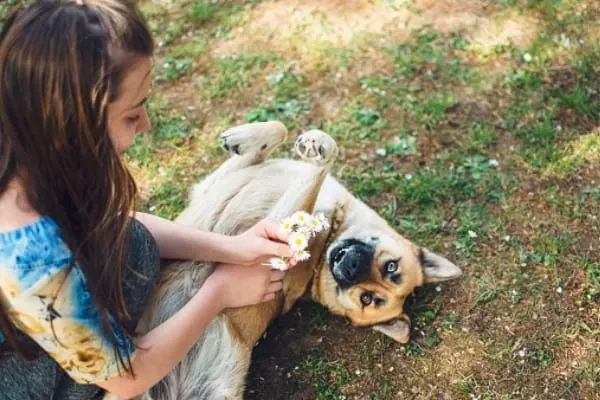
[[328, 239, 374, 288]]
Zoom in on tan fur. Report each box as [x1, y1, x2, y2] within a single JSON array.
[[136, 121, 462, 399]]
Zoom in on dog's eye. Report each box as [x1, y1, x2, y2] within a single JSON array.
[[385, 261, 398, 273], [360, 292, 373, 306], [374, 298, 385, 307]]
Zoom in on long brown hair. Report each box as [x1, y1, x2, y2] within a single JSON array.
[[0, 0, 154, 375]]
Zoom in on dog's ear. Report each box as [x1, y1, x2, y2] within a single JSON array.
[[373, 314, 410, 344], [372, 315, 411, 343], [419, 248, 462, 283]]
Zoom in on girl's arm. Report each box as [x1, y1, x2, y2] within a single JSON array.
[[134, 211, 240, 263], [97, 262, 285, 399], [97, 278, 223, 399], [133, 212, 291, 265]]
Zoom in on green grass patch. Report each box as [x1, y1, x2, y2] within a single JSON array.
[[384, 131, 417, 157], [464, 122, 499, 155], [185, 0, 249, 35], [204, 54, 276, 99], [393, 28, 474, 84], [150, 20, 186, 48], [454, 376, 493, 400], [398, 155, 506, 207], [139, 174, 189, 220], [527, 346, 554, 371], [501, 37, 600, 170], [300, 352, 350, 400], [577, 256, 600, 301], [400, 93, 457, 130], [187, 0, 218, 25], [126, 95, 193, 168], [243, 62, 312, 130], [155, 56, 194, 82]]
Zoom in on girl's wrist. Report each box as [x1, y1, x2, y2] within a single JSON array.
[[197, 269, 228, 312], [208, 234, 240, 264], [189, 230, 238, 264]]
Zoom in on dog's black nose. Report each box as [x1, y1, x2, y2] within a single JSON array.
[[329, 239, 374, 288]]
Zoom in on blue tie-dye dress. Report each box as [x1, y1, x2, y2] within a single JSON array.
[[0, 216, 136, 384]]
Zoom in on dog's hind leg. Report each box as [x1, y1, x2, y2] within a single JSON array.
[[187, 121, 288, 201]]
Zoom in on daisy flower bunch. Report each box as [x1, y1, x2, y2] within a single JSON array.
[[267, 211, 329, 270]]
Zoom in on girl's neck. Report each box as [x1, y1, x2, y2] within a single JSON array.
[[0, 176, 41, 232]]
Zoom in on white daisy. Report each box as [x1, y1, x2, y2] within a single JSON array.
[[298, 226, 313, 238], [289, 232, 309, 251], [291, 211, 311, 227], [308, 216, 324, 232], [294, 249, 311, 261], [268, 257, 288, 270], [316, 212, 330, 230], [280, 217, 296, 234]]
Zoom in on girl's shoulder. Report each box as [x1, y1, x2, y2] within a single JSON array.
[[0, 215, 72, 272]]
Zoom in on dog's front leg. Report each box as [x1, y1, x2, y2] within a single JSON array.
[[267, 129, 339, 220]]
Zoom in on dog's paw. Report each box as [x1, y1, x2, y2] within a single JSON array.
[[220, 121, 287, 156], [294, 129, 339, 165]]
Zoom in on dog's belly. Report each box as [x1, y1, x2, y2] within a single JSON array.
[[179, 159, 344, 235]]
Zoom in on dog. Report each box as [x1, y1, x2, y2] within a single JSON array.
[[136, 121, 462, 399]]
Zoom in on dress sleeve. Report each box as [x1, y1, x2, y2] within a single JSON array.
[[0, 260, 136, 384]]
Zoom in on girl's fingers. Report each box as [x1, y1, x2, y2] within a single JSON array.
[[270, 270, 285, 282], [267, 281, 283, 293], [262, 293, 276, 302]]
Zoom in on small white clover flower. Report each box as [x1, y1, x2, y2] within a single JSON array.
[[289, 232, 309, 252]]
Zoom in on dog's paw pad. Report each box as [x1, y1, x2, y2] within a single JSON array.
[[220, 132, 247, 155], [294, 130, 338, 164], [220, 121, 287, 156], [220, 135, 242, 155]]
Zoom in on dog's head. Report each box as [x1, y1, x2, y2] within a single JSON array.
[[313, 219, 461, 343]]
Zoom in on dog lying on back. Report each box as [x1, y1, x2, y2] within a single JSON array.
[[137, 121, 462, 399]]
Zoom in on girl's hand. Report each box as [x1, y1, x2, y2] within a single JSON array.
[[227, 218, 293, 266], [206, 262, 286, 309]]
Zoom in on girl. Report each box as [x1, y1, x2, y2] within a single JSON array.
[[0, 1, 293, 398]]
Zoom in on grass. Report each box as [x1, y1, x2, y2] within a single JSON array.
[[3, 0, 600, 398], [300, 352, 350, 400], [204, 54, 274, 99]]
